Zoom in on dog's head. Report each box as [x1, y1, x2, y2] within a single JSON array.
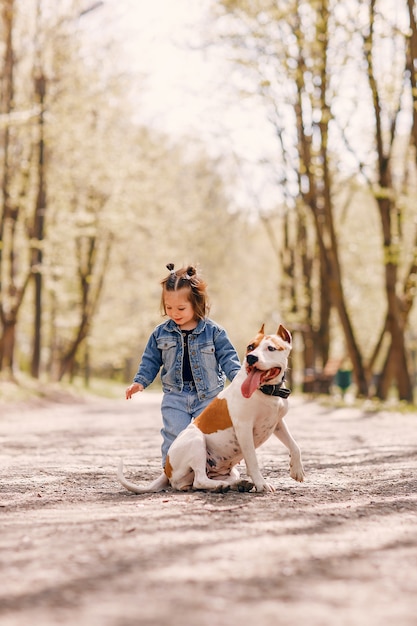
[[241, 324, 292, 399]]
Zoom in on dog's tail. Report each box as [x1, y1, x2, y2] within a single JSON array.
[[117, 459, 169, 494]]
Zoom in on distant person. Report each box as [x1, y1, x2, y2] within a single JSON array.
[[126, 263, 241, 467]]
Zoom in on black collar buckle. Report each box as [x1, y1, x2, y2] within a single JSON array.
[[259, 383, 291, 398]]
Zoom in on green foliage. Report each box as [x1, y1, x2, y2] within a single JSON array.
[[211, 0, 417, 400], [1, 0, 280, 382], [2, 0, 417, 401]]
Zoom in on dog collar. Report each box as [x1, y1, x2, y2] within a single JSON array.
[[259, 383, 291, 398]]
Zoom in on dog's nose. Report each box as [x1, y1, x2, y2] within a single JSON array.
[[247, 354, 258, 366]]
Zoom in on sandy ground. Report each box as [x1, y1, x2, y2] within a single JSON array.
[[0, 391, 417, 626]]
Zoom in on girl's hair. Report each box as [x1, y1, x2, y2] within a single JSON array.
[[161, 263, 210, 320]]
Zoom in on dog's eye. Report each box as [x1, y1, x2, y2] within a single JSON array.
[[247, 344, 255, 352], [268, 346, 277, 352]]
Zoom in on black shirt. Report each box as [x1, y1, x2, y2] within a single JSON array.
[[181, 330, 194, 382]]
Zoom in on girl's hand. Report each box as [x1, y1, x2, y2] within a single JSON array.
[[126, 382, 144, 399]]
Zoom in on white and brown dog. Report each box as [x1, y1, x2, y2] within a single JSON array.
[[118, 324, 305, 494]]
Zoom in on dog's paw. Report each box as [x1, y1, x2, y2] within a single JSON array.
[[290, 463, 305, 482], [233, 479, 255, 492], [255, 481, 275, 493], [211, 482, 231, 493]]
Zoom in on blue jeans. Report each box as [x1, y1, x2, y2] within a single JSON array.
[[160, 381, 212, 467]]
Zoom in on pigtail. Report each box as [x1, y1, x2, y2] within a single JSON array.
[[185, 266, 196, 279]]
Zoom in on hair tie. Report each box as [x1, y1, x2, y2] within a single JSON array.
[[166, 263, 175, 274]]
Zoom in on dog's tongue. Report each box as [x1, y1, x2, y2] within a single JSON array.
[[241, 369, 263, 398]]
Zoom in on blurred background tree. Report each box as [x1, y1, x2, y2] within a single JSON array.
[[1, 0, 417, 402], [210, 0, 417, 401]]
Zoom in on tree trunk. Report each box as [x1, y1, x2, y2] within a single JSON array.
[[407, 0, 417, 154], [0, 318, 16, 377], [293, 0, 368, 396], [376, 248, 413, 401], [364, 1, 413, 401], [56, 232, 112, 381], [30, 72, 47, 378], [0, 0, 15, 374]]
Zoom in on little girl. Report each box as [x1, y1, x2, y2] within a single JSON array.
[[126, 263, 241, 467]]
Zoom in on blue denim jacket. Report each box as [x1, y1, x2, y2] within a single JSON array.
[[133, 317, 241, 401]]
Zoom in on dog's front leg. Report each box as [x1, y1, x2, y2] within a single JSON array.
[[233, 421, 273, 492], [274, 419, 305, 482]]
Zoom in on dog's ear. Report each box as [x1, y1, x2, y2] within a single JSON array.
[[258, 323, 265, 335], [277, 324, 291, 345]]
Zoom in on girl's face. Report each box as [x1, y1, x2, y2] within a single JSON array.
[[164, 288, 196, 330]]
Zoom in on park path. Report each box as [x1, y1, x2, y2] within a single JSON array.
[[1, 393, 417, 626]]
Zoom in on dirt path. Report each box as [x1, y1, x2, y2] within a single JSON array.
[[1, 393, 416, 626]]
